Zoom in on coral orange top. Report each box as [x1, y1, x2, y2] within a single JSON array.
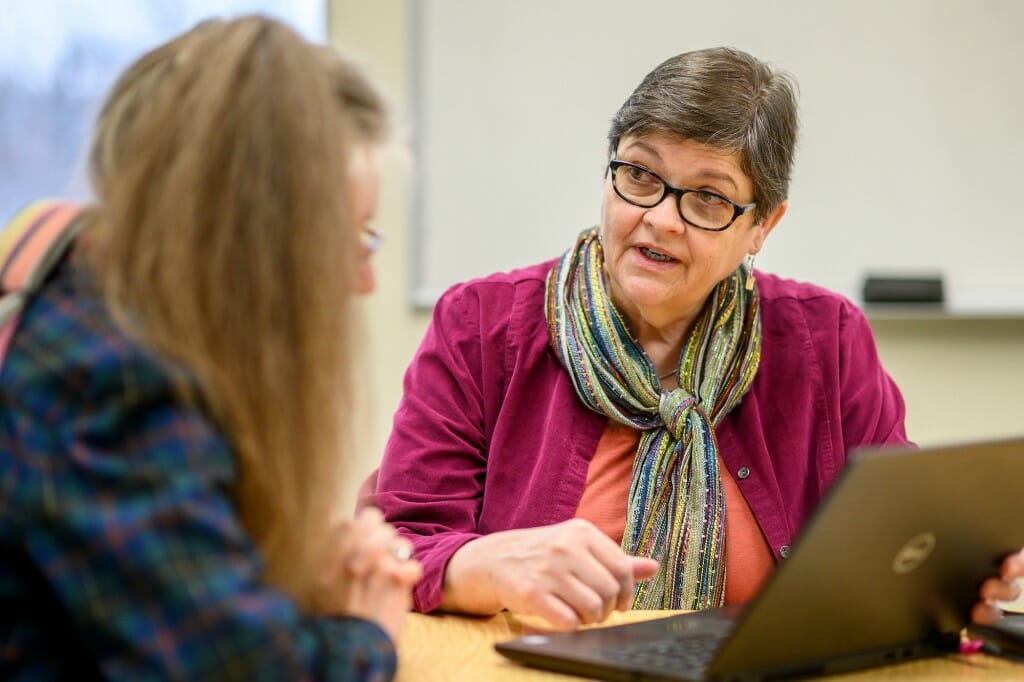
[[575, 420, 774, 606]]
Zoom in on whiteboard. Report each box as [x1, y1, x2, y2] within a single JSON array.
[[409, 0, 1024, 310]]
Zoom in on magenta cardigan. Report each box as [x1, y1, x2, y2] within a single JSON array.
[[365, 261, 909, 613]]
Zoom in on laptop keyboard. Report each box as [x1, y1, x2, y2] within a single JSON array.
[[602, 634, 721, 671]]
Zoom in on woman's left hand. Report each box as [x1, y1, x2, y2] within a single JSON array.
[[315, 507, 422, 643], [971, 548, 1024, 624]]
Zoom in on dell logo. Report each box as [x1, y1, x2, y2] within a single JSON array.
[[892, 532, 936, 575]]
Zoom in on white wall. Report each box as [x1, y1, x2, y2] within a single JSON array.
[[411, 0, 1024, 310], [329, 0, 1024, 503]]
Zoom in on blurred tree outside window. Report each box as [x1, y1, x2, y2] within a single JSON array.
[[0, 0, 324, 222]]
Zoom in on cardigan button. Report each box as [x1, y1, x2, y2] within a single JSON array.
[[737, 466, 751, 480], [779, 545, 791, 559]]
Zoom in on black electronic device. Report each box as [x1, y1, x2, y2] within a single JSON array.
[[862, 275, 944, 304], [496, 438, 1024, 681]]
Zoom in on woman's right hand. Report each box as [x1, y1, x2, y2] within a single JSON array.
[[316, 507, 422, 643], [439, 519, 659, 629]]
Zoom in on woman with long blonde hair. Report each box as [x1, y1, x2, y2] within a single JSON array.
[[0, 15, 418, 679]]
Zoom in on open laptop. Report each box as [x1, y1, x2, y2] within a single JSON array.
[[496, 437, 1024, 680]]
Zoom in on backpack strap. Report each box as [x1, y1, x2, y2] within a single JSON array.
[[0, 200, 87, 363]]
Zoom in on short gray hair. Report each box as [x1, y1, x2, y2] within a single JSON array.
[[608, 47, 799, 222]]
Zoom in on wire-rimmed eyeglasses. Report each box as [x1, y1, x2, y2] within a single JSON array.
[[363, 227, 384, 254], [608, 160, 756, 232]]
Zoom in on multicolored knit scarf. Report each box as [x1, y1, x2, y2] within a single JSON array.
[[545, 226, 762, 610]]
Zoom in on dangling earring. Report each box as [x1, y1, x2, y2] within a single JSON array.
[[744, 254, 756, 291]]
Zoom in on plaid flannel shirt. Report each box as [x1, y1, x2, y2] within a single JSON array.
[[0, 243, 396, 681]]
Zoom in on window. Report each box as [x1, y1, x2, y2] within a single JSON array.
[[0, 0, 325, 222]]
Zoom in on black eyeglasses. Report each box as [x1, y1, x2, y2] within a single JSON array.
[[608, 160, 756, 232]]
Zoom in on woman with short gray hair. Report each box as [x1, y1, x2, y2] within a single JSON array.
[[365, 46, 1023, 630]]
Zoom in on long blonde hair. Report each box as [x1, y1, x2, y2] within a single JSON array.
[[86, 16, 387, 606]]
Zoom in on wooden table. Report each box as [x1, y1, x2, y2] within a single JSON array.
[[396, 610, 1024, 681]]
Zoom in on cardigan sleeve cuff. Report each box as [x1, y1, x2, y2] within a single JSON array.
[[410, 531, 483, 613]]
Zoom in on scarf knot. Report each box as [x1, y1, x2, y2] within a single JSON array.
[[658, 390, 698, 441]]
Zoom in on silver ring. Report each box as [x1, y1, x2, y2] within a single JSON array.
[[389, 541, 412, 562]]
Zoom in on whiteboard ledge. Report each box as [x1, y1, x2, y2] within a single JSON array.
[[410, 286, 444, 310]]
